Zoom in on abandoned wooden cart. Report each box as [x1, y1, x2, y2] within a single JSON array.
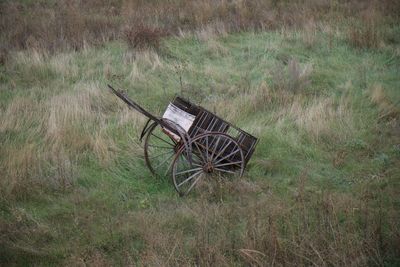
[[108, 85, 258, 196]]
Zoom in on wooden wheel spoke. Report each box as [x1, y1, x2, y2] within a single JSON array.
[[178, 154, 196, 168], [151, 133, 175, 146], [210, 135, 222, 161], [214, 161, 242, 168], [148, 150, 173, 159], [185, 173, 203, 194], [214, 167, 237, 174], [175, 167, 202, 176], [213, 140, 233, 163], [214, 148, 240, 165], [148, 144, 173, 149], [190, 152, 205, 165], [177, 170, 203, 187], [184, 153, 202, 167], [144, 123, 177, 176], [154, 152, 175, 169], [193, 141, 207, 164], [205, 135, 209, 161]]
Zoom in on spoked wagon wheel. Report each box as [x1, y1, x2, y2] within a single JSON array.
[[144, 122, 179, 177], [172, 132, 245, 196]]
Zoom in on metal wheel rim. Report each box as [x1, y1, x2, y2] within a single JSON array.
[[144, 122, 178, 177]]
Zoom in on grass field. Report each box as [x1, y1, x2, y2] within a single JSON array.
[[1, 1, 400, 266]]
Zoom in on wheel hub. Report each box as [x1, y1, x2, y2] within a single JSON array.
[[203, 161, 214, 173]]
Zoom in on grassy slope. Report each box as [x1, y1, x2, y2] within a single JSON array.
[[0, 31, 399, 265]]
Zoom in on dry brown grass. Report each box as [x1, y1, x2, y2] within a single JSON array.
[[49, 53, 78, 78], [74, 178, 398, 266], [1, 0, 396, 53], [196, 22, 228, 42], [0, 142, 76, 199], [2, 172, 397, 266], [0, 144, 44, 197], [288, 96, 354, 142], [124, 25, 167, 51], [370, 84, 399, 121], [45, 82, 132, 164], [0, 1, 119, 52], [0, 43, 156, 200], [347, 7, 383, 49], [206, 39, 229, 57], [0, 96, 43, 133], [0, 77, 144, 199], [213, 78, 355, 144], [270, 58, 313, 93], [302, 18, 318, 49], [0, 1, 398, 265]]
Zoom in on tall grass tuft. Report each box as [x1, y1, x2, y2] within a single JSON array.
[[347, 8, 382, 49], [124, 25, 167, 51], [271, 58, 313, 93]]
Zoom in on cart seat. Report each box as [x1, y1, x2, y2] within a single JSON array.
[[162, 103, 196, 140]]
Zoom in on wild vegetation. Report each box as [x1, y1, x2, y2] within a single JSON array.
[[0, 0, 399, 266]]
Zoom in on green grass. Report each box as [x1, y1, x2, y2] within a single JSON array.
[[1, 30, 399, 265]]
